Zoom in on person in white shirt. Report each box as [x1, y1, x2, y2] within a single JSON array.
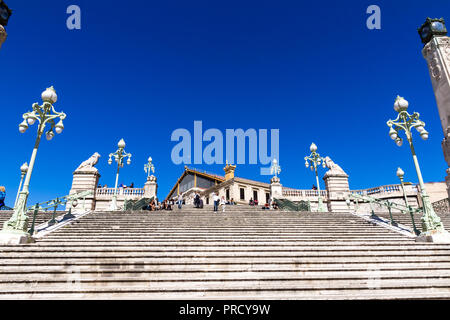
[[212, 193, 220, 212], [220, 196, 226, 212]]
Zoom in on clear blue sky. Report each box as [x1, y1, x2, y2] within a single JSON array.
[[1, 0, 449, 207]]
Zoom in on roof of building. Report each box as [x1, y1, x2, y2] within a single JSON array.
[[165, 166, 225, 200], [165, 165, 272, 201]]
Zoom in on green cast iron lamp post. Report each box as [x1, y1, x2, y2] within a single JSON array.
[[387, 96, 446, 238], [396, 167, 420, 235], [304, 143, 327, 212], [270, 158, 281, 178], [14, 162, 28, 208], [144, 156, 155, 180], [108, 139, 132, 210], [1, 86, 66, 240]]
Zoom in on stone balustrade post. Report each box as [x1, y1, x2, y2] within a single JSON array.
[[67, 168, 100, 212], [144, 175, 158, 200], [270, 176, 283, 199], [323, 163, 350, 213]]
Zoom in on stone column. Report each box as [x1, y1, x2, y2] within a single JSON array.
[[144, 175, 158, 200], [270, 176, 283, 199], [0, 25, 7, 49], [323, 161, 350, 213], [67, 168, 100, 212], [421, 27, 450, 199]]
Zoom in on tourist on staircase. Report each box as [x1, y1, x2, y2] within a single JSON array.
[[177, 194, 183, 210], [0, 186, 6, 210], [220, 196, 226, 213], [194, 192, 200, 208], [212, 192, 219, 212]]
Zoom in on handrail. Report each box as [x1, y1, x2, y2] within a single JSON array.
[[347, 193, 421, 235], [27, 190, 93, 236], [274, 198, 311, 212]]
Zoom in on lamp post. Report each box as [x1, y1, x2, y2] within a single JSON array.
[[387, 96, 447, 240], [108, 139, 132, 210], [396, 167, 420, 236], [14, 162, 28, 208], [1, 87, 66, 240], [304, 143, 327, 212], [0, 0, 12, 49], [144, 156, 155, 180], [270, 158, 281, 178]]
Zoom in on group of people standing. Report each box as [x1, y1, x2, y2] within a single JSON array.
[[193, 192, 204, 208], [212, 192, 227, 212], [97, 182, 135, 189]]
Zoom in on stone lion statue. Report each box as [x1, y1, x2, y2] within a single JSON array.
[[76, 152, 101, 171], [324, 156, 346, 175]]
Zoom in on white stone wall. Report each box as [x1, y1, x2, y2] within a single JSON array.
[[425, 182, 448, 203]]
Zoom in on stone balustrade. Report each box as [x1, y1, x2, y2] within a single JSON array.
[[95, 188, 145, 200], [351, 184, 418, 199], [282, 188, 328, 199]]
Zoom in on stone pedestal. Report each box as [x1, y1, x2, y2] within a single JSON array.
[[66, 168, 100, 211], [0, 230, 34, 245], [422, 35, 450, 199], [270, 176, 283, 199], [324, 169, 350, 213], [416, 229, 450, 243], [144, 175, 158, 200]]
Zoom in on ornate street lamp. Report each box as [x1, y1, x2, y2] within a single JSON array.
[[108, 139, 132, 210], [14, 162, 28, 208], [1, 87, 66, 241], [144, 156, 155, 180], [396, 167, 420, 235], [0, 0, 12, 49], [304, 143, 327, 212], [387, 96, 448, 240], [270, 158, 281, 178]]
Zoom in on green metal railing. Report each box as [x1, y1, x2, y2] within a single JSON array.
[[274, 198, 311, 212], [348, 193, 421, 235], [123, 197, 153, 211], [27, 190, 93, 236]]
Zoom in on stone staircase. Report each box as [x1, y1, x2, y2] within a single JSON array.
[[1, 206, 450, 299]]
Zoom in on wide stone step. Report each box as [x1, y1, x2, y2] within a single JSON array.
[[1, 255, 448, 265], [2, 287, 450, 300], [2, 244, 447, 252], [38, 233, 409, 241], [2, 249, 450, 258], [1, 269, 450, 282], [28, 240, 420, 246], [1, 278, 450, 294], [0, 261, 449, 272]]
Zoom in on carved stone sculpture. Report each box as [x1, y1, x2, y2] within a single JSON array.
[[76, 152, 101, 171], [324, 156, 347, 176]]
